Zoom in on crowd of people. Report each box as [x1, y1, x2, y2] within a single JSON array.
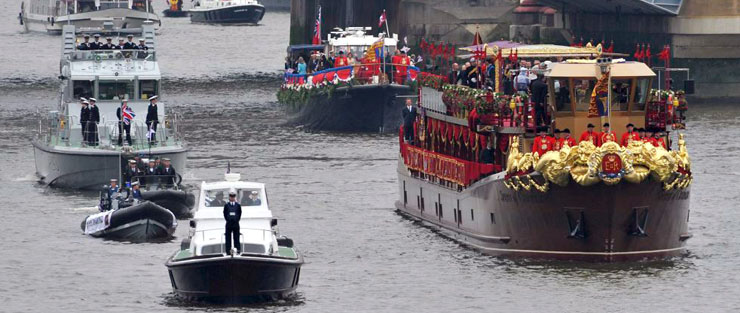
[[77, 33, 149, 51], [285, 48, 421, 84], [531, 123, 668, 156], [122, 155, 178, 188]]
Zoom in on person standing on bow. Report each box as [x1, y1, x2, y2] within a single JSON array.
[[116, 99, 133, 146], [223, 190, 242, 255], [88, 98, 100, 146], [80, 98, 90, 145], [401, 99, 417, 145], [145, 95, 159, 143]]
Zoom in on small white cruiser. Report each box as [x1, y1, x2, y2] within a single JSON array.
[[165, 172, 303, 303], [19, 0, 161, 34]]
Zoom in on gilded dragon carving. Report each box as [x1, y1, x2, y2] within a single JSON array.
[[505, 134, 692, 192]]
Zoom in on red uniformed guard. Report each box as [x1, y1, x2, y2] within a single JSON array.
[[394, 50, 410, 84], [652, 131, 666, 148], [638, 128, 650, 143], [532, 127, 556, 156], [553, 128, 563, 150], [620, 123, 640, 146], [599, 123, 617, 146], [560, 128, 577, 148], [334, 50, 349, 67], [579, 123, 600, 146]]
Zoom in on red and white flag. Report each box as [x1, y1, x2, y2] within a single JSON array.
[[378, 10, 387, 28], [312, 6, 321, 45]]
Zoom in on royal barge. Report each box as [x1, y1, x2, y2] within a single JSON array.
[[396, 44, 692, 261], [32, 22, 187, 190], [278, 27, 417, 132]]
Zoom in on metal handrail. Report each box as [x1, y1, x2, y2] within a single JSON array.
[[68, 49, 156, 62], [193, 227, 273, 255]]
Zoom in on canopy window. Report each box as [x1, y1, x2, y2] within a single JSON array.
[[574, 79, 595, 111], [73, 80, 94, 99], [553, 78, 572, 112], [633, 78, 651, 111], [611, 79, 632, 112]]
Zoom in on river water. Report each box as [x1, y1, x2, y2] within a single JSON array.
[[1, 1, 740, 312]]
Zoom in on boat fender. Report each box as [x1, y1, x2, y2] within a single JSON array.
[[270, 218, 278, 227], [180, 238, 191, 250], [277, 237, 294, 248], [189, 220, 196, 228], [19, 13, 23, 25]]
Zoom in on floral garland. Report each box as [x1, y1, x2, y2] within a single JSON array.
[[420, 72, 446, 91]]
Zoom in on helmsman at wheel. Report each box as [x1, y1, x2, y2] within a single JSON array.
[[146, 95, 159, 143], [223, 190, 242, 255]]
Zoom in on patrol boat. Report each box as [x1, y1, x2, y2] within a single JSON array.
[[395, 44, 692, 261], [32, 22, 188, 190], [278, 27, 417, 132], [81, 192, 176, 242], [165, 172, 303, 303], [18, 0, 161, 34], [189, 0, 265, 25]]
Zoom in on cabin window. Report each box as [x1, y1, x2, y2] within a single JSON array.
[[574, 79, 595, 111], [633, 78, 650, 111], [98, 80, 134, 101], [611, 79, 632, 111], [139, 80, 159, 100], [203, 188, 263, 207], [73, 80, 94, 99], [553, 78, 571, 112], [99, 0, 130, 10]]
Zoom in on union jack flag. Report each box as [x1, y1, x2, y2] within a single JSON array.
[[121, 102, 135, 125]]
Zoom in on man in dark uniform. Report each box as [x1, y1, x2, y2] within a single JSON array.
[[123, 159, 141, 186], [223, 190, 242, 255], [157, 158, 176, 186], [123, 34, 138, 49], [114, 38, 126, 50], [77, 34, 91, 50], [401, 98, 417, 144], [136, 38, 149, 59], [480, 140, 495, 164], [245, 191, 261, 206], [531, 75, 548, 126], [142, 159, 158, 188], [101, 37, 114, 50], [130, 181, 143, 202], [145, 95, 159, 142], [80, 98, 90, 145], [88, 98, 100, 146], [89, 34, 102, 50], [116, 100, 133, 146]]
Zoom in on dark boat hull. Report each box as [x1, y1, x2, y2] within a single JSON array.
[[162, 9, 189, 18], [141, 189, 195, 218], [285, 84, 413, 133], [396, 166, 691, 261], [81, 201, 176, 242], [166, 254, 303, 303], [189, 5, 265, 24]]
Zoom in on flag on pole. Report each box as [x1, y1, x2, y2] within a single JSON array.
[[121, 102, 135, 125], [312, 6, 321, 45], [378, 10, 387, 28], [146, 124, 155, 140]]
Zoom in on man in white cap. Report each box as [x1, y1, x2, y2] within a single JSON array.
[[88, 98, 100, 146], [124, 34, 138, 50], [90, 34, 102, 50], [145, 95, 159, 143], [223, 190, 242, 255], [115, 38, 126, 50], [80, 98, 90, 144], [101, 36, 114, 50], [130, 181, 143, 202], [136, 38, 149, 59], [77, 34, 91, 50]]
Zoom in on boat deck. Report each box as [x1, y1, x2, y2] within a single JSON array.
[[172, 246, 298, 261]]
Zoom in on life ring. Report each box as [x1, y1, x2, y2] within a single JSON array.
[[115, 52, 123, 59], [94, 54, 102, 62]]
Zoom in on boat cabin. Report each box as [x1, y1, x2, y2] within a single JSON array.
[[191, 173, 279, 256], [326, 27, 398, 57], [547, 60, 655, 138]]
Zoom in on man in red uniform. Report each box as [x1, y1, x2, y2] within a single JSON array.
[[532, 127, 556, 156], [638, 128, 649, 143], [394, 50, 410, 84], [620, 123, 640, 146], [334, 50, 349, 67], [599, 123, 617, 146], [552, 129, 562, 150], [560, 128, 577, 148], [579, 123, 600, 146], [652, 131, 666, 148]]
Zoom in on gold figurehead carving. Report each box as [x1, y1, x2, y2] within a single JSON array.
[[505, 134, 693, 192]]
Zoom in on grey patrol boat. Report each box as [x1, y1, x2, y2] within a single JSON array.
[[32, 22, 187, 190]]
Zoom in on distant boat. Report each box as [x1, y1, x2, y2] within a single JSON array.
[[19, 0, 161, 34], [162, 0, 189, 17], [189, 0, 265, 25]]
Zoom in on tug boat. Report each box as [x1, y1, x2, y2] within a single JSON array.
[[189, 0, 265, 25], [165, 173, 303, 303], [31, 22, 188, 190], [279, 27, 417, 132], [19, 0, 161, 34], [81, 199, 176, 242], [396, 44, 692, 261]]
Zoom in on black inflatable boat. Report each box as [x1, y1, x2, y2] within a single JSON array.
[[81, 201, 177, 242]]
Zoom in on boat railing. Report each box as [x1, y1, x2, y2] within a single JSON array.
[[127, 173, 182, 189], [67, 49, 156, 62], [38, 111, 183, 150], [193, 227, 273, 255], [282, 63, 420, 88]]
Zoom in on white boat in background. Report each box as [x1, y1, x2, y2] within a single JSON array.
[[19, 0, 161, 34], [189, 0, 265, 25]]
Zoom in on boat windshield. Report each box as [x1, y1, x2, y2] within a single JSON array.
[[203, 188, 263, 207], [98, 80, 135, 101]]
